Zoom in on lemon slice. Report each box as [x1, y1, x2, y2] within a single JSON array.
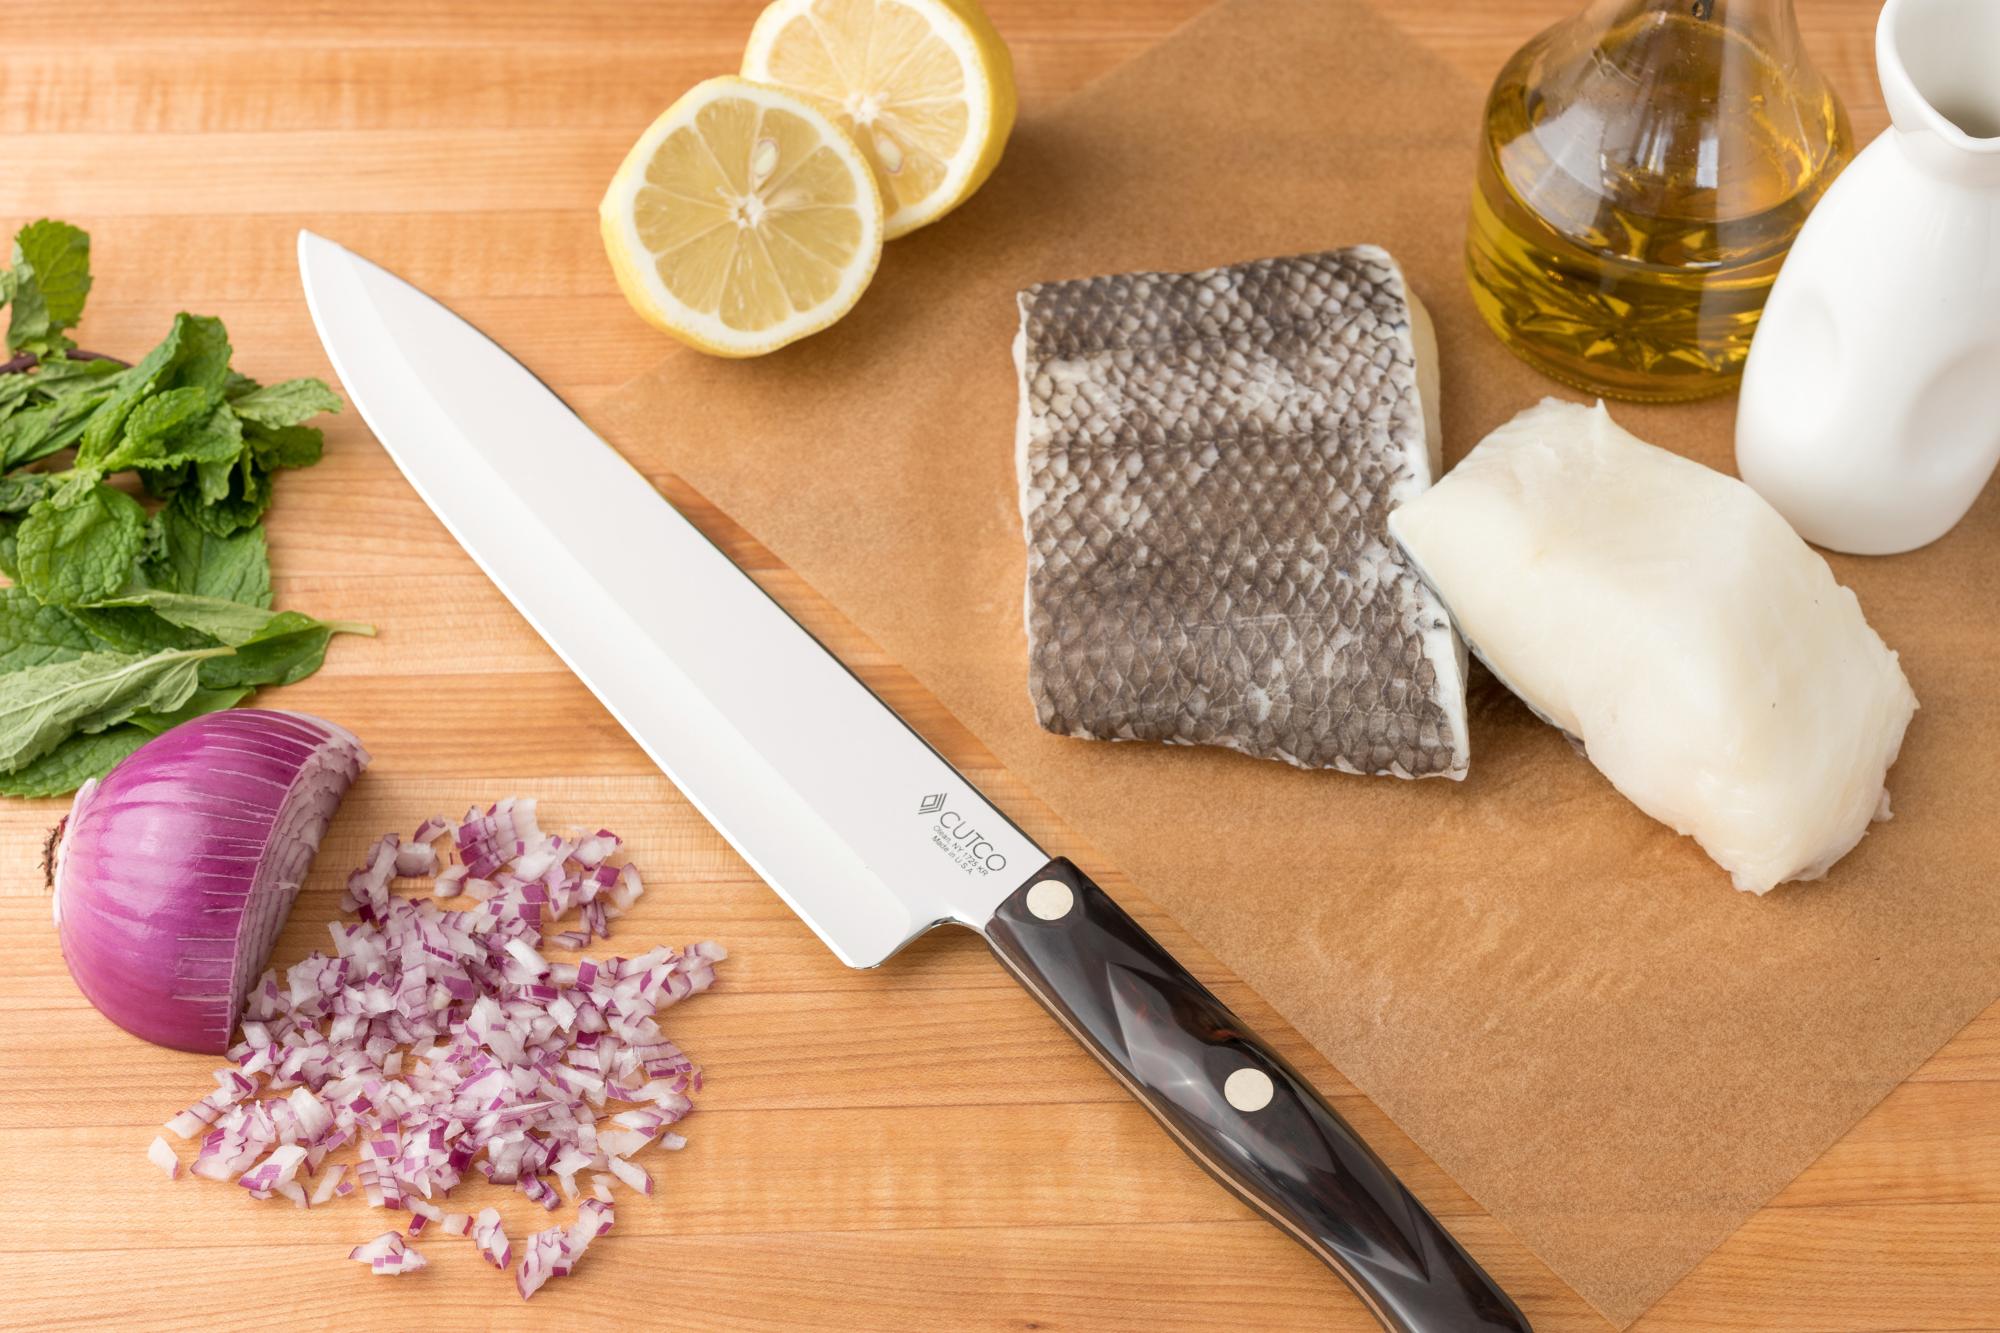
[[600, 76, 884, 357], [741, 0, 1016, 239]]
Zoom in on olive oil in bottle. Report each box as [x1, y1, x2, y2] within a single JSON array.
[[1466, 0, 1851, 402]]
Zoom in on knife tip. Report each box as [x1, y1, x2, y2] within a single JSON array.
[[296, 229, 342, 264]]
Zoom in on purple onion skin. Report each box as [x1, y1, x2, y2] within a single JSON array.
[[52, 710, 369, 1054]]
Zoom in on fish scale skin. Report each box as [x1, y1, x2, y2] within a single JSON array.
[[1014, 247, 1467, 779]]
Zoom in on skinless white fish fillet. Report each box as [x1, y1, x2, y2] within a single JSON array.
[[1388, 398, 1918, 893]]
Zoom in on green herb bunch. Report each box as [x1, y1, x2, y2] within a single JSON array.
[[0, 219, 370, 796]]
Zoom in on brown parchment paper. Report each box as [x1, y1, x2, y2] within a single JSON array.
[[598, 0, 2000, 1322]]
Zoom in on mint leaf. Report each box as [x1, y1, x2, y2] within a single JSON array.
[[179, 465, 270, 535], [30, 356, 125, 394], [65, 603, 211, 655], [195, 445, 242, 505], [0, 372, 35, 416], [106, 401, 243, 475], [13, 220, 91, 335], [77, 329, 186, 464], [0, 644, 231, 773], [197, 615, 334, 691], [1, 358, 127, 467], [137, 461, 190, 503], [142, 503, 270, 606], [0, 473, 52, 514], [4, 221, 92, 359], [173, 313, 232, 399], [92, 590, 287, 646], [246, 421, 323, 471], [120, 384, 212, 446], [14, 479, 146, 606], [125, 686, 250, 736], [175, 404, 245, 463], [95, 592, 370, 675], [228, 378, 340, 430], [4, 271, 53, 359], [0, 725, 148, 798], [5, 377, 119, 470], [75, 313, 231, 467], [0, 587, 94, 670], [0, 402, 56, 469]]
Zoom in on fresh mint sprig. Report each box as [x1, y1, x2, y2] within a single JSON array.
[[0, 218, 371, 794]]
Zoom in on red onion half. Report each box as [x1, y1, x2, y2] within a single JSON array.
[[52, 710, 369, 1053]]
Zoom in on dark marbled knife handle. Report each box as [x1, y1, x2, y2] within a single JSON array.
[[983, 858, 1529, 1333]]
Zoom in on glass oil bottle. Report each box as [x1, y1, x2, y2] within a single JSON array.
[[1466, 0, 1852, 401]]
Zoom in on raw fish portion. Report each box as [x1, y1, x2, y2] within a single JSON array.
[[1014, 247, 1469, 778], [1388, 398, 1917, 893]]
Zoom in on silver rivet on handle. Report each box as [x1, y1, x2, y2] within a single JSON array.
[[1025, 879, 1075, 921], [1224, 1067, 1275, 1112]]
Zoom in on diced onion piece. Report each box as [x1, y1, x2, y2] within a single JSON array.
[[473, 1207, 511, 1270], [310, 1163, 346, 1205], [503, 938, 549, 978], [148, 1136, 179, 1179], [610, 865, 644, 911], [394, 841, 439, 878], [596, 1128, 650, 1158], [350, 1230, 427, 1275], [515, 1225, 569, 1300], [349, 1231, 399, 1261], [606, 1156, 652, 1196], [570, 1197, 614, 1250], [572, 831, 620, 868], [519, 1198, 615, 1300], [287, 1087, 332, 1142]]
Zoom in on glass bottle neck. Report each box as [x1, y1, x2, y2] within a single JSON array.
[[1575, 0, 1804, 60]]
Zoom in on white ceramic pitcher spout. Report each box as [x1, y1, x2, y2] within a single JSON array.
[[1735, 0, 2000, 555]]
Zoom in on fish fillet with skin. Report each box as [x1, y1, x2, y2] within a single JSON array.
[[1014, 247, 1469, 778], [1389, 398, 1918, 893]]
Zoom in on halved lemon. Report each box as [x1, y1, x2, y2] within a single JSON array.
[[741, 0, 1015, 240], [600, 76, 884, 357]]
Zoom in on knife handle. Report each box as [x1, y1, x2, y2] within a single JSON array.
[[983, 858, 1529, 1333]]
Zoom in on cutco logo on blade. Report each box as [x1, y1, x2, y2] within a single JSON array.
[[918, 793, 1008, 877]]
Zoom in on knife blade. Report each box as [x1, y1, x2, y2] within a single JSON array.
[[298, 231, 1529, 1333]]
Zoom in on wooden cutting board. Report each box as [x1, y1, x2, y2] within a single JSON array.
[[0, 3, 1992, 1330]]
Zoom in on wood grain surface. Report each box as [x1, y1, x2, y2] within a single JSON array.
[[2, 3, 1992, 1330]]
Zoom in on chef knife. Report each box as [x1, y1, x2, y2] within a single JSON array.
[[298, 232, 1529, 1333]]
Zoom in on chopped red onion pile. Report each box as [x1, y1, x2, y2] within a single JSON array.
[[155, 799, 725, 1298]]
